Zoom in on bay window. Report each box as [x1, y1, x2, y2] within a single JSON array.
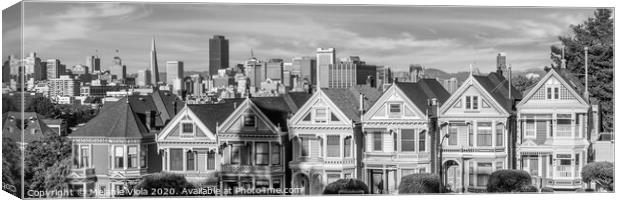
[[419, 131, 426, 151], [207, 152, 215, 170], [344, 137, 352, 157], [556, 114, 572, 137], [271, 143, 280, 165], [477, 122, 492, 146], [80, 146, 90, 168], [186, 151, 195, 171], [114, 146, 124, 168], [373, 132, 382, 151], [170, 148, 183, 171], [140, 145, 147, 168], [301, 138, 309, 157], [495, 124, 504, 146], [127, 146, 138, 168], [256, 142, 269, 165], [448, 127, 457, 145]]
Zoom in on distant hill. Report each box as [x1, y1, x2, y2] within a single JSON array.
[[423, 67, 546, 83]]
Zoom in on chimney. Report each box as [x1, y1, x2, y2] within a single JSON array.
[[508, 66, 512, 100]]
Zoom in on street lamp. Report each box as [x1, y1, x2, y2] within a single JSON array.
[[438, 132, 450, 193]]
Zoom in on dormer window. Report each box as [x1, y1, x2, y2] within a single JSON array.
[[181, 122, 194, 136], [465, 96, 479, 110], [546, 86, 560, 100], [243, 114, 256, 127], [389, 103, 402, 117], [314, 108, 327, 123]]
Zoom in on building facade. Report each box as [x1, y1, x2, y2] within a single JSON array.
[[209, 35, 229, 77], [516, 68, 591, 190], [48, 75, 80, 97], [316, 48, 335, 88]]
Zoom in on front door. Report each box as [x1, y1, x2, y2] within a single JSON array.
[[370, 169, 384, 194]]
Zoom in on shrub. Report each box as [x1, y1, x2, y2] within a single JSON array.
[[398, 173, 440, 194], [540, 187, 554, 192], [134, 173, 195, 196], [323, 178, 369, 194], [486, 170, 532, 192], [518, 185, 538, 193], [581, 161, 614, 192]]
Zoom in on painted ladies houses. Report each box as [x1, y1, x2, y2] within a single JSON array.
[[155, 93, 311, 195], [516, 67, 592, 190], [361, 79, 450, 194], [288, 86, 381, 195], [67, 91, 184, 197], [438, 70, 521, 193]]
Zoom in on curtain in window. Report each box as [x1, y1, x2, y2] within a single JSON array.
[[255, 142, 269, 165], [327, 135, 340, 157], [401, 129, 415, 152], [170, 148, 183, 171]]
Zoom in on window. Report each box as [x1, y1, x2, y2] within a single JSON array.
[[256, 180, 269, 189], [186, 151, 195, 171], [419, 168, 426, 173], [529, 157, 539, 176], [547, 87, 552, 99], [344, 137, 352, 157], [393, 131, 398, 151], [182, 123, 193, 134], [170, 148, 183, 171], [327, 135, 340, 157], [256, 142, 269, 165], [401, 129, 415, 152], [271, 143, 280, 165], [448, 127, 457, 145], [468, 162, 474, 187], [73, 144, 79, 168], [477, 162, 492, 187], [373, 132, 382, 151], [344, 173, 352, 179], [140, 145, 147, 168], [127, 146, 138, 168], [419, 131, 426, 152], [547, 86, 560, 100], [466, 96, 479, 110], [389, 103, 401, 115], [496, 162, 504, 170], [496, 124, 504, 146], [402, 169, 416, 176], [301, 138, 309, 157], [272, 179, 281, 189], [232, 146, 241, 164], [207, 152, 215, 170], [80, 146, 90, 168], [477, 122, 492, 146], [525, 119, 535, 137], [314, 108, 327, 123], [477, 174, 490, 187], [244, 114, 255, 127], [557, 114, 572, 137], [114, 146, 124, 168], [327, 174, 341, 184]]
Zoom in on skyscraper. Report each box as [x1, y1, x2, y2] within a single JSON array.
[[110, 56, 126, 81], [46, 59, 65, 79], [150, 37, 160, 85], [292, 56, 316, 86], [137, 68, 152, 86], [316, 48, 335, 88], [265, 58, 283, 81], [24, 52, 45, 81], [209, 35, 229, 77], [497, 52, 507, 76], [166, 61, 184, 85], [86, 56, 101, 73]]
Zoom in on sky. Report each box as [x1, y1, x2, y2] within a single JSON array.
[[2, 2, 598, 74]]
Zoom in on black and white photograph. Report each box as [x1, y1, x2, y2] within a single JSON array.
[[0, 0, 616, 199]]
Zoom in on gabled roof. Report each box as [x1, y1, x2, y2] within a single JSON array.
[[321, 86, 381, 122], [2, 111, 55, 143], [284, 92, 313, 112], [473, 72, 522, 111], [519, 67, 588, 107], [187, 98, 245, 133], [69, 99, 151, 138], [554, 68, 586, 99], [152, 90, 185, 123], [251, 96, 292, 131], [393, 79, 450, 115]]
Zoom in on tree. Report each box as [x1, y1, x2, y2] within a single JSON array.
[[23, 130, 72, 196], [25, 96, 57, 117], [2, 96, 18, 113], [2, 137, 22, 197], [581, 161, 614, 192], [43, 158, 72, 197], [550, 8, 614, 131], [323, 179, 369, 194], [398, 173, 440, 193], [134, 173, 195, 196], [487, 170, 532, 192], [511, 75, 539, 94]]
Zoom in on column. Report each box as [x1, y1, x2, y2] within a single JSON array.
[[77, 144, 82, 168], [571, 113, 576, 138], [491, 121, 496, 148], [123, 145, 127, 170], [162, 149, 166, 171], [183, 149, 187, 171], [89, 144, 93, 167], [251, 142, 255, 166], [166, 149, 170, 171]]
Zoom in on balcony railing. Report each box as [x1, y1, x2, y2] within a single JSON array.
[[556, 125, 572, 137], [221, 165, 283, 173], [324, 158, 356, 165], [443, 147, 506, 153], [555, 166, 573, 178]]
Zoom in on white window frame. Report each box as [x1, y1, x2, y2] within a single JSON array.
[[524, 117, 536, 139], [180, 121, 195, 136], [313, 107, 328, 124], [465, 95, 480, 110], [388, 102, 402, 117], [546, 85, 560, 100], [243, 113, 257, 127]]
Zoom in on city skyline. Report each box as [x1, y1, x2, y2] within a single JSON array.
[[2, 2, 596, 74]]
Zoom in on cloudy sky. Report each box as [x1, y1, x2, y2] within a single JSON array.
[[2, 2, 597, 74]]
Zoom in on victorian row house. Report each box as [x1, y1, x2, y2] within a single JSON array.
[[515, 67, 594, 190], [438, 69, 522, 192], [361, 79, 450, 194], [288, 86, 381, 194], [155, 92, 311, 195], [66, 90, 184, 197]]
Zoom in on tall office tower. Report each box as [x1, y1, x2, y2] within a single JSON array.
[[46, 59, 65, 79], [409, 64, 424, 83], [496, 52, 507, 76], [292, 56, 316, 86], [329, 57, 357, 88], [110, 56, 126, 81], [150, 37, 160, 84], [86, 55, 101, 73], [189, 74, 204, 96], [137, 68, 152, 86], [316, 48, 335, 88], [2, 60, 9, 83], [442, 77, 459, 94], [166, 61, 184, 85], [209, 35, 229, 77], [244, 58, 264, 90], [376, 66, 392, 90], [23, 52, 44, 81], [265, 58, 284, 81], [48, 75, 79, 97]]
